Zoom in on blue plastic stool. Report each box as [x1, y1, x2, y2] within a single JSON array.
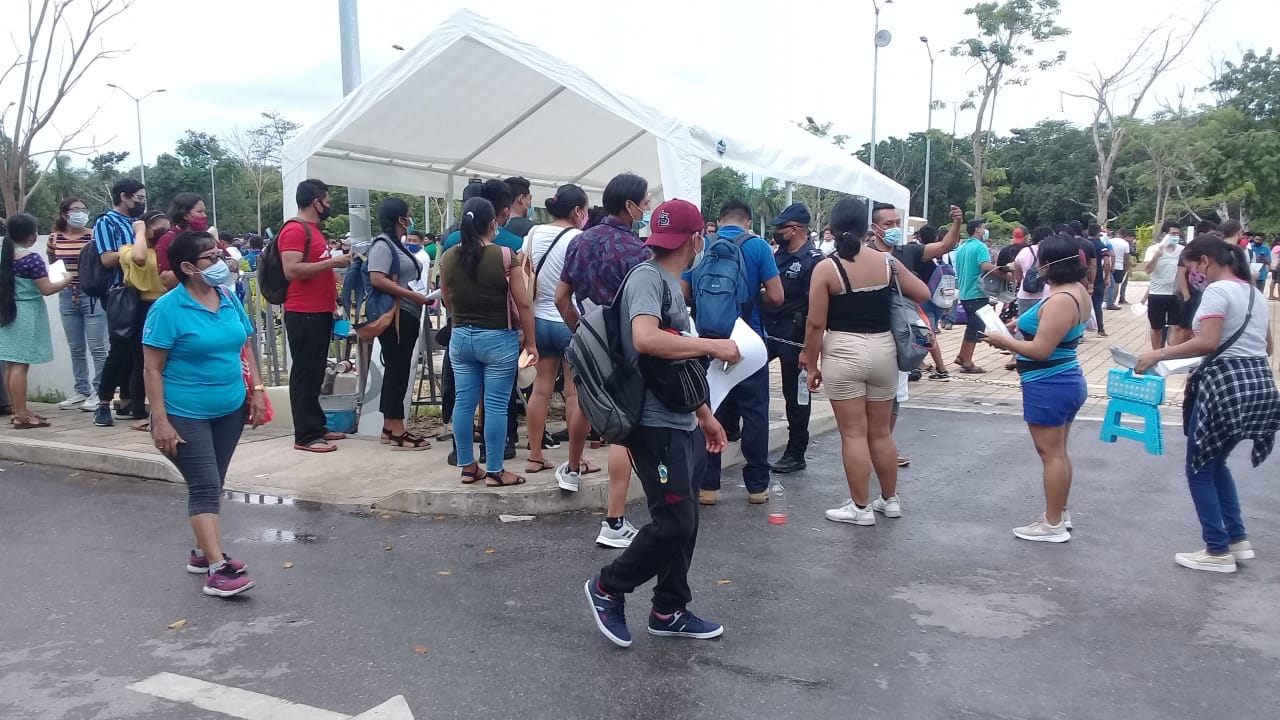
[[1099, 397, 1164, 455]]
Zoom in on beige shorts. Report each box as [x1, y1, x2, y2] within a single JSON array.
[[821, 331, 898, 401]]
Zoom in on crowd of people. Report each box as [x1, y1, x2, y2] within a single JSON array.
[[1, 172, 1276, 643]]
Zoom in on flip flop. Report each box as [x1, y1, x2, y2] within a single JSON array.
[[130, 420, 151, 432], [10, 416, 50, 429], [294, 441, 336, 453], [578, 461, 602, 475], [323, 432, 347, 441], [956, 363, 987, 374], [485, 470, 527, 487], [897, 456, 911, 468], [526, 458, 557, 474]]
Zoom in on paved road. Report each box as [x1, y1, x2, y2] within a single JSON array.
[[2, 408, 1277, 720]]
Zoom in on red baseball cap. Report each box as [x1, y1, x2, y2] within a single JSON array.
[[644, 199, 704, 250]]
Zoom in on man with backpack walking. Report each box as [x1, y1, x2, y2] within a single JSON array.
[[87, 178, 147, 427], [762, 202, 822, 474], [684, 200, 782, 505], [584, 198, 739, 648], [276, 179, 351, 453]]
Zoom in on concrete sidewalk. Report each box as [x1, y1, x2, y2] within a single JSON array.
[[0, 375, 836, 515]]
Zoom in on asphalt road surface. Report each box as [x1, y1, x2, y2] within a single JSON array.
[[2, 408, 1277, 720]]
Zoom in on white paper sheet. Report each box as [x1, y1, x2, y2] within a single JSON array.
[[1109, 345, 1202, 377], [46, 259, 68, 284], [976, 305, 1013, 338], [706, 318, 769, 413]]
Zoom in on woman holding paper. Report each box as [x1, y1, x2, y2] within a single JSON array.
[[1136, 237, 1279, 574], [119, 210, 171, 431], [803, 197, 931, 526], [982, 234, 1091, 543], [0, 213, 72, 428]]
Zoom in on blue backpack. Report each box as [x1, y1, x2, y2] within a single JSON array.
[[690, 231, 756, 339], [342, 235, 400, 333]]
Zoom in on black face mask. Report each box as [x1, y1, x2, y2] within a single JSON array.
[[316, 202, 333, 222], [129, 201, 146, 219], [772, 230, 787, 244]]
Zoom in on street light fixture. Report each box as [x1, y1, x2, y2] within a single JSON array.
[[869, 0, 893, 172], [202, 146, 218, 229], [106, 84, 165, 188], [391, 44, 405, 51], [920, 36, 941, 220]]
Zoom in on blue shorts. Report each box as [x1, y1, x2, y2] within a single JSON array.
[[921, 301, 943, 333], [534, 317, 572, 357], [1021, 369, 1087, 427]]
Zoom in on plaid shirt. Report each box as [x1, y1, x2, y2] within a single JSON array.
[[559, 216, 650, 308], [1189, 356, 1280, 475]]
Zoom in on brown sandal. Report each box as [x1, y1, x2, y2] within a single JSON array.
[[388, 431, 429, 451], [485, 470, 527, 487], [578, 461, 602, 475], [460, 463, 482, 485], [10, 416, 50, 430], [526, 458, 556, 473]]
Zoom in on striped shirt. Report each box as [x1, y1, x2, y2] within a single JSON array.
[[92, 210, 135, 286], [47, 231, 94, 287]]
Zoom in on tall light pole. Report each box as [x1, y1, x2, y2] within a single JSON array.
[[920, 36, 939, 221], [869, 0, 893, 172], [204, 149, 219, 229], [106, 84, 165, 187]]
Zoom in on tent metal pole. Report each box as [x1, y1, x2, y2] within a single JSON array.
[[450, 87, 566, 172], [445, 174, 455, 227], [339, 0, 371, 244]]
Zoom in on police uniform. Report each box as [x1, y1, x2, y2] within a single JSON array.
[[764, 239, 823, 465]]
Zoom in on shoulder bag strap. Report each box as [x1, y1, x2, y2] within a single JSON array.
[[534, 227, 574, 282], [1193, 286, 1255, 378], [887, 254, 906, 302]]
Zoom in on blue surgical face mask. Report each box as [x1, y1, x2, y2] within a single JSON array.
[[199, 259, 232, 287], [882, 227, 904, 246], [982, 228, 991, 241], [633, 209, 652, 233], [406, 243, 422, 254]]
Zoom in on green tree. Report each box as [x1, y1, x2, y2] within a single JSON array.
[[953, 0, 1069, 215], [989, 120, 1095, 227], [700, 167, 749, 220], [224, 112, 300, 233]]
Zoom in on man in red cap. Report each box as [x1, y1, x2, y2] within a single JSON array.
[[585, 198, 741, 648]]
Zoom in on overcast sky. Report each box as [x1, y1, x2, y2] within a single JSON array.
[[18, 0, 1277, 169]]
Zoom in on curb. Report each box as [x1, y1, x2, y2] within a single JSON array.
[[371, 409, 839, 516], [0, 436, 183, 484]]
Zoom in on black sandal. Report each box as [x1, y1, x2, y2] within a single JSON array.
[[460, 463, 482, 485], [388, 431, 429, 451], [485, 470, 527, 487]]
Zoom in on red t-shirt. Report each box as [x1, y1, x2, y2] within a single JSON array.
[[279, 220, 336, 313], [154, 228, 228, 273]]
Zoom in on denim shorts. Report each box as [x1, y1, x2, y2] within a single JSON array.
[[1021, 368, 1087, 427], [534, 317, 573, 357], [921, 301, 942, 333]]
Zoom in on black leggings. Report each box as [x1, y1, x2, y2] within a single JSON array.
[[378, 315, 421, 421], [128, 299, 154, 419]]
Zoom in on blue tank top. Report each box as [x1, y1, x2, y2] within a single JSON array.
[[1015, 292, 1086, 382]]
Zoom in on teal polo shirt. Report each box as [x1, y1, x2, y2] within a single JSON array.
[[955, 238, 992, 301], [143, 284, 253, 420], [442, 226, 524, 252]]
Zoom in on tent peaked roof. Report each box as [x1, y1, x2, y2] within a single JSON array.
[[281, 8, 908, 216]]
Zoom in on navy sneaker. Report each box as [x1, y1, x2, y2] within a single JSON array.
[[647, 608, 724, 639], [584, 577, 631, 648], [93, 404, 114, 428]]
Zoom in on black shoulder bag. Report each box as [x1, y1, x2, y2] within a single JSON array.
[[1182, 288, 1255, 436], [635, 264, 711, 414]]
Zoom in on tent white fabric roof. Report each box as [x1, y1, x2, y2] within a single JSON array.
[[281, 9, 909, 219]]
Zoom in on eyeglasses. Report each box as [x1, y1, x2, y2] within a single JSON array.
[[195, 253, 222, 264], [132, 194, 147, 202]]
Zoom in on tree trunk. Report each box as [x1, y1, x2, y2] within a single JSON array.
[[0, 183, 18, 216]]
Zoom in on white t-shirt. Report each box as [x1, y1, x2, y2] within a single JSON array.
[[1014, 244, 1045, 301], [1193, 279, 1270, 359], [523, 224, 581, 322], [1143, 242, 1183, 295], [1109, 237, 1130, 270]]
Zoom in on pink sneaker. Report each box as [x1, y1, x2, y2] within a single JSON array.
[[187, 551, 247, 575], [203, 566, 255, 597]]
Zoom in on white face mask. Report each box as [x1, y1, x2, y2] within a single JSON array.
[[68, 211, 90, 228]]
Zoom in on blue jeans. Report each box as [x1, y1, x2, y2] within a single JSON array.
[[59, 288, 108, 396], [1185, 404, 1247, 555], [700, 365, 771, 493], [449, 326, 519, 473]]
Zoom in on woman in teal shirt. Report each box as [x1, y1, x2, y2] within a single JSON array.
[[143, 230, 267, 599], [982, 234, 1090, 544]]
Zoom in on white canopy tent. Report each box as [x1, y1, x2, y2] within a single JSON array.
[[281, 9, 909, 221]]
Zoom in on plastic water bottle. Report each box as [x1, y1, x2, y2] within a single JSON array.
[[658, 463, 668, 486], [797, 369, 810, 406], [767, 480, 787, 525]]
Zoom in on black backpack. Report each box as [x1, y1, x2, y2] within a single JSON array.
[[257, 218, 311, 305], [77, 241, 113, 300]]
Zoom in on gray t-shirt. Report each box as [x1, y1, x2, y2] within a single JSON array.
[[1193, 280, 1270, 359], [617, 262, 698, 431], [367, 236, 422, 317]]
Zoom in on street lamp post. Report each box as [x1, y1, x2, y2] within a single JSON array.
[[921, 36, 939, 221], [869, 0, 894, 172], [106, 84, 165, 187], [208, 156, 218, 229]]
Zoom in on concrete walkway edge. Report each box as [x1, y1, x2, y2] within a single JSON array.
[[0, 436, 183, 484]]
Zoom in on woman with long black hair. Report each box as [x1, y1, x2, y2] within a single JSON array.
[[0, 214, 72, 428], [367, 197, 430, 450], [1137, 235, 1279, 573], [438, 197, 538, 487]]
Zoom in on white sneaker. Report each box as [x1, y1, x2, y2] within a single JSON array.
[[870, 495, 902, 518], [555, 462, 580, 492], [1013, 515, 1071, 543], [596, 519, 638, 549], [59, 393, 88, 409], [825, 500, 876, 526], [1175, 549, 1237, 573], [1229, 540, 1255, 561], [80, 396, 99, 412], [1062, 510, 1073, 530]]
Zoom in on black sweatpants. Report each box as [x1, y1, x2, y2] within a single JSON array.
[[769, 338, 810, 457], [128, 299, 154, 420], [98, 334, 132, 404], [284, 311, 333, 445], [378, 315, 420, 421], [600, 426, 706, 614]]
